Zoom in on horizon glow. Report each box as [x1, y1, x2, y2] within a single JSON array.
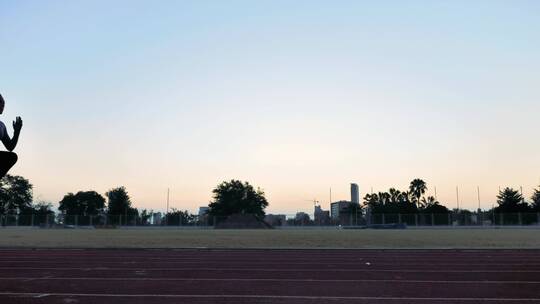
[[1, 0, 539, 214]]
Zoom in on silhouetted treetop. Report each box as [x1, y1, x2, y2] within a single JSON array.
[[208, 180, 268, 217], [409, 178, 427, 206], [532, 185, 540, 212], [58, 191, 105, 216], [495, 187, 529, 213], [106, 186, 137, 216], [0, 174, 32, 214]]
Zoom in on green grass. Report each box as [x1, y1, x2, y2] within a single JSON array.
[[0, 228, 539, 249]]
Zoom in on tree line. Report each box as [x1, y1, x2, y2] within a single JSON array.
[[363, 179, 450, 215], [362, 178, 540, 215], [0, 174, 198, 226], [2, 174, 540, 227]]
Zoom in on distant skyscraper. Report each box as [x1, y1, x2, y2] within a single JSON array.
[[351, 183, 359, 204]]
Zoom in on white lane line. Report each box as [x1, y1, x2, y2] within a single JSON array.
[[1, 267, 540, 273], [0, 277, 539, 284], [4, 258, 540, 267], [0, 292, 539, 301], [32, 294, 50, 298], [2, 254, 538, 259]]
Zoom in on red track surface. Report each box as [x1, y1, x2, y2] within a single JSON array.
[[0, 249, 539, 303]]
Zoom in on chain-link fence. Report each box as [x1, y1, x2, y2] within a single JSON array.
[[1, 212, 540, 228]]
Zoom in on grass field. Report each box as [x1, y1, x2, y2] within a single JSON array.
[[0, 228, 539, 249]]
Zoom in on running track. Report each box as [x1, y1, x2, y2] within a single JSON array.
[[0, 249, 539, 303]]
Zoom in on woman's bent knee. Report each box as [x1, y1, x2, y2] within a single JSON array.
[[6, 152, 17, 164]]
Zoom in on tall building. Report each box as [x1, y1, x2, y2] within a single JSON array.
[[351, 183, 360, 204]]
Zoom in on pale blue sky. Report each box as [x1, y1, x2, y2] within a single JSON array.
[[1, 0, 539, 214]]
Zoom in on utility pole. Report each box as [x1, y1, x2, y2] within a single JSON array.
[[456, 186, 460, 211], [477, 186, 481, 210], [166, 188, 170, 214]]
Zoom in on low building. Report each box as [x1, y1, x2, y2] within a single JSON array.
[[314, 205, 330, 225], [331, 200, 362, 225], [330, 201, 351, 219], [198, 207, 209, 217], [152, 212, 162, 225]]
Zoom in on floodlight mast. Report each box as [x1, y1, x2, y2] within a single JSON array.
[[456, 186, 460, 211], [166, 188, 170, 214], [477, 186, 481, 211]]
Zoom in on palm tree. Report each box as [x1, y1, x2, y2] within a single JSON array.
[[409, 179, 427, 207], [388, 188, 402, 204], [363, 193, 380, 209], [420, 196, 438, 209], [379, 192, 391, 206]]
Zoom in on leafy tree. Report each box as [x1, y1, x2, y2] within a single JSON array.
[[25, 201, 55, 226], [531, 186, 540, 212], [58, 191, 105, 225], [139, 209, 152, 225], [164, 209, 196, 226], [106, 187, 138, 224], [0, 174, 33, 214], [409, 178, 427, 206], [208, 180, 268, 217], [495, 187, 530, 213], [58, 191, 105, 215], [32, 201, 55, 217]]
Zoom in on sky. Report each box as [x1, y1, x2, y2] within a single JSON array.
[[1, 0, 539, 215]]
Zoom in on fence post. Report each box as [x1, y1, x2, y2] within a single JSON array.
[[431, 213, 434, 226], [45, 214, 49, 227], [398, 213, 402, 224], [415, 214, 418, 226], [537, 213, 540, 226], [499, 213, 503, 226], [518, 213, 522, 226], [382, 214, 386, 225], [75, 215, 78, 227], [89, 215, 93, 226]]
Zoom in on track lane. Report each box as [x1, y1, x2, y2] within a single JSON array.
[[0, 249, 538, 304]]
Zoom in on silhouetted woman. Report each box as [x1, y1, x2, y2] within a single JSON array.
[[0, 94, 22, 178]]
